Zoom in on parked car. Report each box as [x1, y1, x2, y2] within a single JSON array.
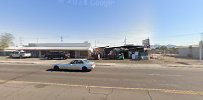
[[52, 59, 95, 71], [44, 52, 68, 60], [10, 50, 31, 58]]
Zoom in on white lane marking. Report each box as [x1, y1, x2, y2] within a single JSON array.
[[0, 80, 202, 96], [148, 74, 183, 77]]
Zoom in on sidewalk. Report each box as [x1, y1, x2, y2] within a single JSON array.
[[0, 57, 155, 66], [1, 57, 203, 68], [0, 60, 38, 64], [167, 64, 203, 68]]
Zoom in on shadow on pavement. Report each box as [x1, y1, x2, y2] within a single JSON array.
[[40, 58, 67, 60], [46, 69, 90, 73], [175, 62, 190, 65]]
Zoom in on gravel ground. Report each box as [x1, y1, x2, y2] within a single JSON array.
[[155, 55, 203, 65]]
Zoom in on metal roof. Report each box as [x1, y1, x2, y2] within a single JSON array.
[[19, 47, 92, 50], [4, 47, 92, 51], [3, 42, 92, 51], [28, 43, 91, 47]]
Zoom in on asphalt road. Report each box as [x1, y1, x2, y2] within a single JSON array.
[[0, 63, 203, 100]]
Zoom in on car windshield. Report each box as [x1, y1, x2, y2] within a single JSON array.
[[13, 52, 18, 54], [70, 61, 76, 64], [83, 60, 92, 63]]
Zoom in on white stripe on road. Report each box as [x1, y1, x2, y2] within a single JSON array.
[[0, 80, 203, 96]]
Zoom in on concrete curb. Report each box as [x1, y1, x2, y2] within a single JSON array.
[[167, 64, 203, 68], [96, 63, 116, 66], [0, 61, 37, 64]]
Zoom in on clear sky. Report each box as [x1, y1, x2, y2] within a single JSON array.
[[0, 0, 203, 47]]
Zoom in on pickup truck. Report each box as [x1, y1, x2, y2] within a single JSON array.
[[10, 51, 31, 58]]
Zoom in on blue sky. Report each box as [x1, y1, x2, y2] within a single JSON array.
[[0, 0, 203, 46]]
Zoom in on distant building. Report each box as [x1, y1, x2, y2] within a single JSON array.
[[0, 42, 92, 58]]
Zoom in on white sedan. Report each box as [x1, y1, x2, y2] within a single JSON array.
[[52, 59, 95, 71]]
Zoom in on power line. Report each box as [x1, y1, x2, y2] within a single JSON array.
[[199, 33, 203, 61]]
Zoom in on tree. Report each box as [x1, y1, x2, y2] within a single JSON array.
[[0, 33, 14, 49], [158, 46, 167, 55], [169, 47, 178, 54], [159, 46, 168, 50]]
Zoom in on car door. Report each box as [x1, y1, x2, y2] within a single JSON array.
[[57, 52, 61, 58], [66, 60, 77, 70], [50, 52, 54, 59], [62, 64, 71, 70], [54, 52, 58, 59], [74, 60, 84, 70]]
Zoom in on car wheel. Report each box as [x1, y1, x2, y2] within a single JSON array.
[[54, 66, 60, 71], [20, 55, 23, 59], [82, 66, 88, 72]]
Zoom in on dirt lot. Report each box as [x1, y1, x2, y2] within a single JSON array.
[[152, 55, 202, 65], [149, 54, 203, 68]]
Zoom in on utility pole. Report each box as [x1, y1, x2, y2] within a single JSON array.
[[95, 40, 96, 47], [19, 37, 23, 46], [124, 36, 127, 46], [200, 33, 203, 61], [60, 35, 63, 43]]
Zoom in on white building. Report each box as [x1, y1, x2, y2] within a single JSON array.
[[178, 45, 203, 59], [0, 42, 93, 58]]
